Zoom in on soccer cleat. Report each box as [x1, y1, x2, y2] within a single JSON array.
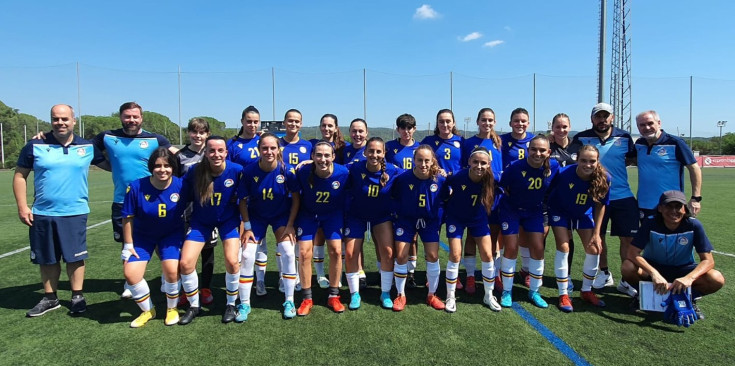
[[692, 301, 705, 320], [500, 290, 513, 308], [519, 269, 531, 287], [235, 303, 251, 322], [178, 306, 200, 325], [483, 294, 502, 312], [528, 290, 549, 308], [26, 298, 61, 317], [256, 281, 267, 297], [317, 276, 329, 289], [465, 276, 476, 295], [406, 273, 418, 289], [426, 295, 446, 310], [558, 294, 573, 313], [278, 278, 285, 293], [70, 295, 87, 314], [380, 292, 393, 309], [392, 294, 406, 312], [283, 300, 296, 319], [327, 296, 345, 313], [592, 271, 614, 289], [130, 309, 156, 328], [222, 304, 237, 323], [359, 277, 367, 290], [616, 280, 638, 297], [165, 308, 180, 325], [201, 288, 214, 306], [445, 297, 457, 313], [121, 287, 133, 299], [297, 299, 313, 316], [177, 294, 188, 308], [580, 291, 606, 307], [348, 292, 361, 310]]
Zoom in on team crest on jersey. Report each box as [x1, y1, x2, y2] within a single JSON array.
[[253, 176, 259, 183], [614, 138, 622, 146], [144, 194, 150, 201], [408, 184, 414, 190], [332, 181, 340, 189], [344, 228, 351, 236], [139, 140, 149, 149], [430, 184, 438, 192], [678, 237, 689, 246], [656, 147, 668, 157], [569, 183, 574, 189], [502, 222, 509, 230], [276, 175, 285, 184], [170, 193, 180, 202], [454, 141, 460, 148], [224, 179, 234, 187], [77, 148, 86, 156], [396, 227, 404, 236], [448, 225, 456, 233], [461, 185, 466, 191], [521, 171, 527, 177], [552, 216, 561, 222], [300, 146, 307, 153], [571, 153, 577, 160]]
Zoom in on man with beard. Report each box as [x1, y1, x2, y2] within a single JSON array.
[[93, 102, 175, 298], [569, 103, 639, 298], [633, 110, 702, 220]]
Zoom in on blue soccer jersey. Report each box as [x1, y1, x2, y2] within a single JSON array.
[[239, 162, 299, 219], [17, 133, 104, 216], [571, 128, 634, 200], [295, 163, 350, 215], [183, 161, 244, 226], [93, 129, 171, 203], [309, 139, 350, 165], [634, 131, 697, 210], [392, 170, 446, 220], [547, 165, 611, 218], [499, 158, 559, 210], [344, 144, 367, 165], [227, 136, 260, 168], [501, 132, 535, 169], [443, 168, 490, 223], [420, 134, 463, 175], [346, 160, 402, 220], [461, 135, 503, 181], [280, 137, 312, 166], [633, 217, 713, 267], [122, 176, 187, 239], [386, 138, 419, 170]]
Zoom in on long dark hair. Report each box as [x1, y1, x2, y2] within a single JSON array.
[[477, 107, 501, 149], [468, 146, 495, 214], [434, 109, 460, 136], [234, 105, 260, 139], [366, 137, 389, 187], [578, 145, 610, 202], [147, 147, 179, 177], [529, 134, 552, 178], [320, 113, 345, 160], [309, 141, 335, 187], [195, 136, 227, 206]]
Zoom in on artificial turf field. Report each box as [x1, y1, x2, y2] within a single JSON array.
[[0, 168, 733, 366]]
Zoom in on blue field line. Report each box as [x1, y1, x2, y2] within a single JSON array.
[[438, 240, 591, 366]]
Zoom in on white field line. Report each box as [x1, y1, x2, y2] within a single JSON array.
[[0, 219, 111, 259], [713, 250, 735, 258]]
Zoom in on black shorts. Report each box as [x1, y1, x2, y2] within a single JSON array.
[[30, 214, 88, 265], [645, 260, 698, 282], [111, 202, 123, 243], [601, 196, 639, 237]]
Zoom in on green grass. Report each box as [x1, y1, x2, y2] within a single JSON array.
[[0, 168, 733, 366]]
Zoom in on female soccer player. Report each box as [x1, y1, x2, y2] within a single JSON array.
[[460, 108, 504, 295], [122, 148, 187, 327], [178, 136, 244, 325], [443, 147, 499, 312], [392, 145, 447, 311], [344, 118, 368, 164], [421, 109, 463, 175], [228, 105, 261, 167], [344, 137, 401, 310], [385, 113, 421, 288], [548, 145, 610, 311], [498, 135, 559, 308], [176, 118, 217, 307], [294, 141, 350, 315], [238, 133, 300, 320]]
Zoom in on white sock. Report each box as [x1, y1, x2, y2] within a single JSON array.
[[408, 255, 417, 273], [426, 260, 441, 294], [130, 279, 152, 312], [446, 261, 459, 299], [238, 242, 256, 304], [181, 271, 200, 308], [163, 280, 179, 309], [225, 271, 239, 306], [501, 256, 516, 292], [481, 261, 495, 295], [255, 240, 268, 283], [555, 250, 570, 296], [278, 241, 296, 302], [313, 245, 325, 278], [464, 256, 477, 278], [519, 247, 530, 272], [582, 253, 600, 292], [346, 272, 360, 294], [380, 270, 394, 293], [494, 250, 503, 278], [394, 263, 407, 295], [528, 258, 544, 292]]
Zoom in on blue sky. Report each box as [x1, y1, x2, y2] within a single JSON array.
[[1, 1, 733, 139]]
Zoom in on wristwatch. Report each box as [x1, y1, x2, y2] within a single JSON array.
[[691, 196, 702, 202]]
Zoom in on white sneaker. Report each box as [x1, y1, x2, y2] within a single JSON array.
[[616, 280, 638, 297], [592, 271, 614, 289], [445, 297, 457, 313], [256, 281, 267, 296], [317, 276, 329, 289], [278, 278, 285, 293], [121, 287, 133, 299], [483, 294, 502, 312]]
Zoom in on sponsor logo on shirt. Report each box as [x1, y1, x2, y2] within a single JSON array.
[[332, 181, 340, 189], [453, 141, 460, 148], [140, 140, 149, 149], [170, 193, 180, 202], [276, 175, 285, 184], [77, 148, 86, 156], [678, 236, 689, 246], [224, 179, 234, 187], [430, 184, 438, 192], [300, 146, 307, 153]]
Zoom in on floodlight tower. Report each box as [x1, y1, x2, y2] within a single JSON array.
[[609, 0, 633, 132]]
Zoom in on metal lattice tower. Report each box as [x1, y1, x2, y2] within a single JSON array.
[[609, 0, 632, 132]]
